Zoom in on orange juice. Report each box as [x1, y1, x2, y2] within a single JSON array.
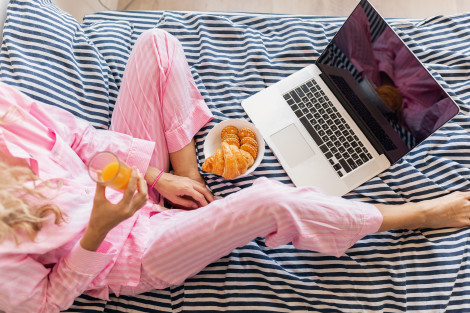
[[101, 161, 131, 190]]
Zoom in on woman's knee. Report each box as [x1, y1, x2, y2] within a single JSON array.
[[131, 28, 182, 71], [136, 28, 180, 51]]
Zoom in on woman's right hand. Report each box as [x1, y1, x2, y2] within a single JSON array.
[[81, 168, 148, 251]]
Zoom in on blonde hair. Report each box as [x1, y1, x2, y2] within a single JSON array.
[[0, 106, 65, 244], [0, 161, 65, 244]]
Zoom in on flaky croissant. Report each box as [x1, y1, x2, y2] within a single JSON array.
[[202, 141, 254, 179]]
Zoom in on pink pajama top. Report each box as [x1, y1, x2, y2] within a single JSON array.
[[0, 76, 212, 310], [0, 82, 158, 311]]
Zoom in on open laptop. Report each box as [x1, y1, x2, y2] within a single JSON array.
[[241, 0, 460, 196]]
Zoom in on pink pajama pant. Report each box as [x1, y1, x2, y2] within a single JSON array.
[[110, 29, 383, 294]]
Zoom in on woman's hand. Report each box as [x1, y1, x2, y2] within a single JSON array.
[[81, 168, 148, 251], [155, 172, 214, 210]]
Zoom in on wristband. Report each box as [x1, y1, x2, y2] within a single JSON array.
[[151, 169, 164, 190]]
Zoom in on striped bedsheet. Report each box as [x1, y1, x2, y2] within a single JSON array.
[[2, 1, 470, 312]]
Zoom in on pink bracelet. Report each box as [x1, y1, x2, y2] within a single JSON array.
[[151, 169, 164, 190]]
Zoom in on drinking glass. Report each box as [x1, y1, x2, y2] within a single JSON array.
[[88, 151, 132, 191]]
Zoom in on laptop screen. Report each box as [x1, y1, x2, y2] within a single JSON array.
[[316, 0, 459, 163]]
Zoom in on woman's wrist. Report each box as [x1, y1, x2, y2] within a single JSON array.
[[145, 166, 160, 185], [145, 166, 165, 190], [80, 224, 109, 251]]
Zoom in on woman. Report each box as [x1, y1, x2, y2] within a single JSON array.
[[1, 29, 470, 313]]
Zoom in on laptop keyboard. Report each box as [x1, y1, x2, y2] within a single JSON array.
[[329, 74, 397, 151], [282, 79, 372, 177]]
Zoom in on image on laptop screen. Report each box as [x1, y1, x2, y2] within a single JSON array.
[[316, 0, 459, 164]]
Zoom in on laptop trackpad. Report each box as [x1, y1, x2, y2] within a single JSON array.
[[270, 124, 315, 168]]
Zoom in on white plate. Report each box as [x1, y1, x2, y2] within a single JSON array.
[[203, 119, 265, 178]]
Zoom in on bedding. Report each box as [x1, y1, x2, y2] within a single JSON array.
[[2, 0, 470, 312]]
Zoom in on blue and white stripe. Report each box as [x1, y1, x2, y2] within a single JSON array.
[[2, 0, 470, 311]]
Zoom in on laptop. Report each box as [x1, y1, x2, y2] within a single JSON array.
[[241, 0, 460, 196]]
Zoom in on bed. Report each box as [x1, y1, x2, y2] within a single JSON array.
[[2, 0, 470, 312]]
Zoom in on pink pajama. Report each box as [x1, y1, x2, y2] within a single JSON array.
[[109, 29, 383, 295], [110, 28, 212, 172]]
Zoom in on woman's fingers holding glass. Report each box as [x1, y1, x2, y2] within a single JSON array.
[[121, 168, 139, 204], [131, 171, 149, 210], [120, 169, 148, 216]]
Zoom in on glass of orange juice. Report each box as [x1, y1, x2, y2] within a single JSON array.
[[88, 151, 132, 191]]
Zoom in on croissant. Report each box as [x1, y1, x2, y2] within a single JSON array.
[[213, 147, 225, 176], [239, 149, 254, 168], [202, 141, 253, 179], [221, 142, 239, 179]]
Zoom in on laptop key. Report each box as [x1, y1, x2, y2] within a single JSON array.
[[347, 158, 357, 169], [290, 91, 301, 102], [339, 159, 352, 173], [291, 103, 299, 111], [319, 144, 328, 153], [300, 116, 323, 146], [359, 153, 369, 162]]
